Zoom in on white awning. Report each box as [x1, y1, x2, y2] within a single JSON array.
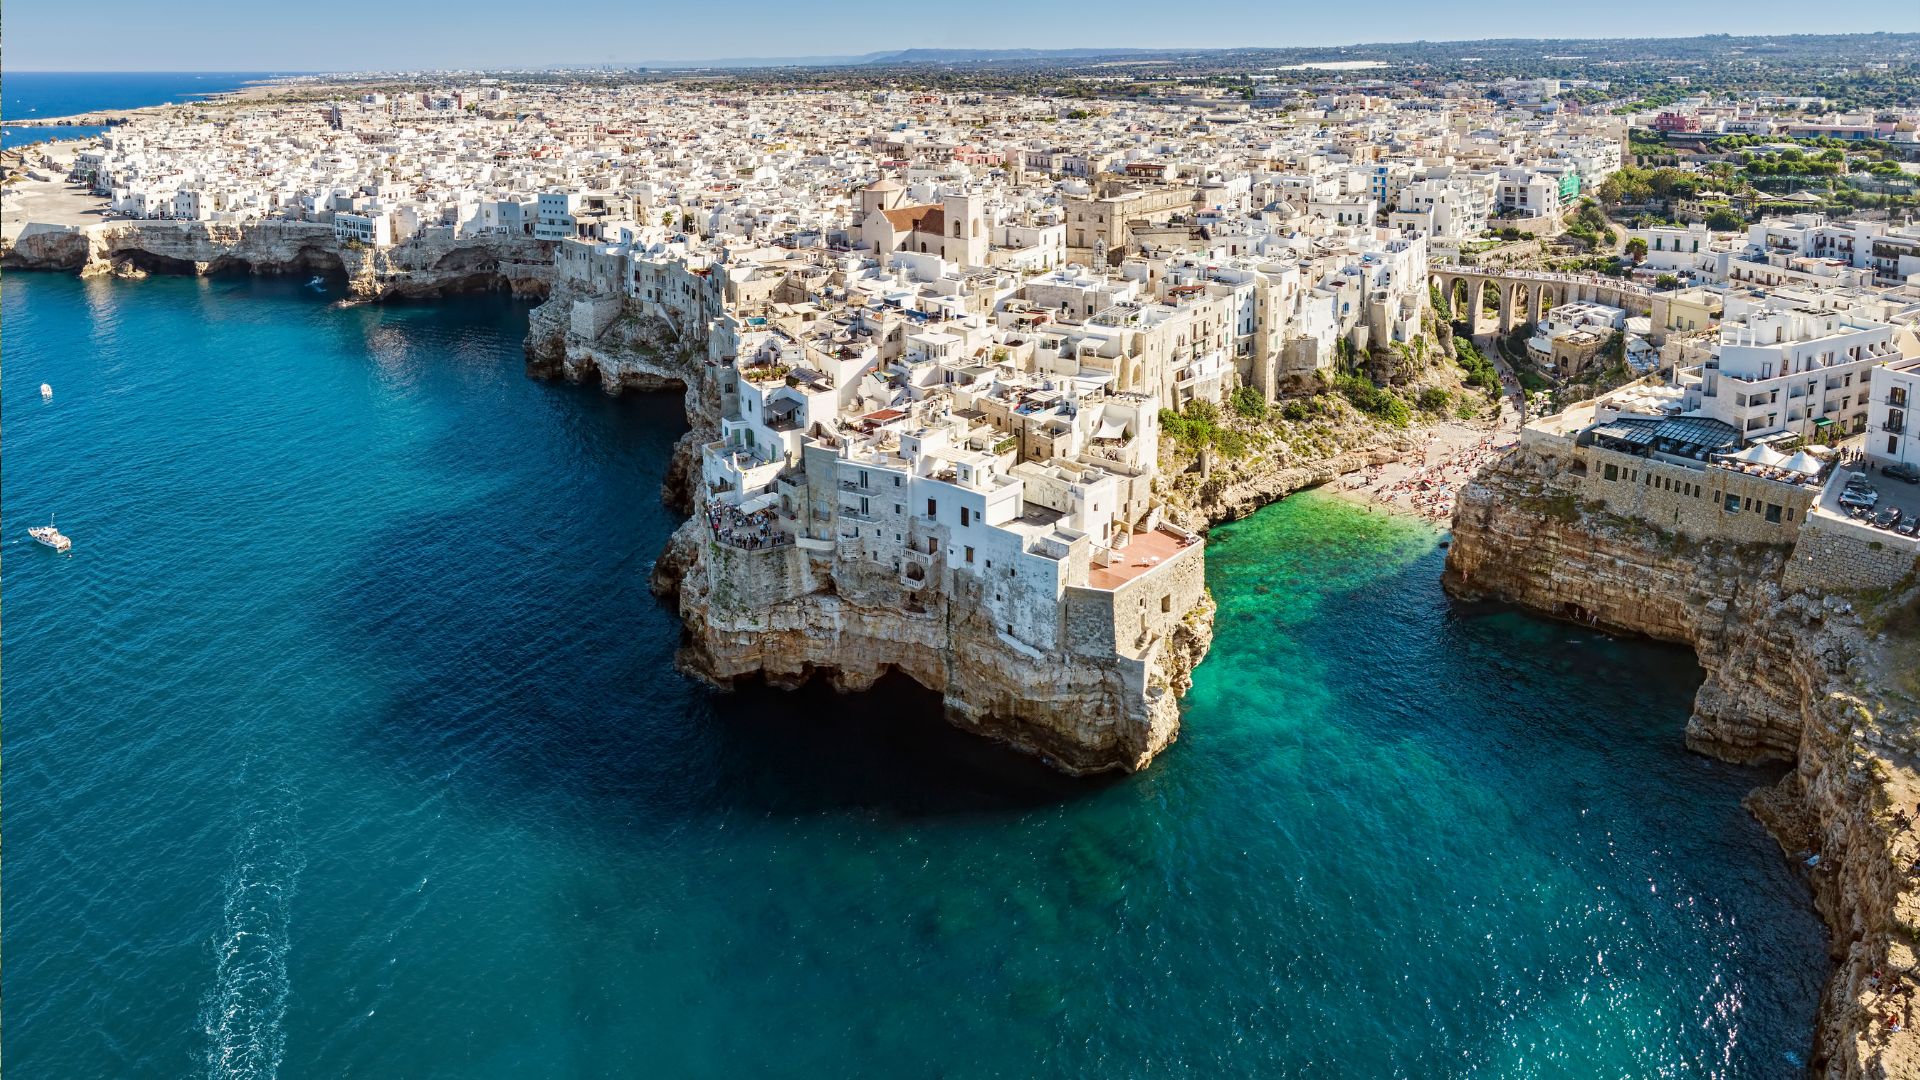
[[1728, 444, 1789, 467], [1095, 416, 1129, 440], [737, 491, 779, 515], [1779, 450, 1824, 475]]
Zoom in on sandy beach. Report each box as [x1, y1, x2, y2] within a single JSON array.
[[1324, 404, 1522, 525]]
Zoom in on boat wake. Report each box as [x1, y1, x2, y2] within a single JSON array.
[[201, 784, 305, 1080]]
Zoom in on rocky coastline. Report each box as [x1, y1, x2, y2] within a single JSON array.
[[1446, 441, 1920, 1077], [2, 219, 554, 301], [524, 282, 1218, 775]]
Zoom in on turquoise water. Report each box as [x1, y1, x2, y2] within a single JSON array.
[[4, 274, 1825, 1078]]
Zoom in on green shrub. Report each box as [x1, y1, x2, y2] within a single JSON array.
[[1333, 372, 1411, 428], [1229, 385, 1266, 420], [1417, 387, 1451, 412]]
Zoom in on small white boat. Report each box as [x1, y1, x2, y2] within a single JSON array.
[[40, 382, 53, 400], [307, 276, 327, 291], [29, 515, 71, 553]]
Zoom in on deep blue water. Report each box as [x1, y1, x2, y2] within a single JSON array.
[[3, 273, 1827, 1078], [2, 72, 301, 148]]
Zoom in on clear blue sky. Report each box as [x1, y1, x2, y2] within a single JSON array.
[[7, 0, 1917, 71]]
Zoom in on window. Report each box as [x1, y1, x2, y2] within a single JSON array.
[[926, 498, 937, 518], [965, 546, 975, 563], [1765, 503, 1782, 524], [960, 507, 971, 527], [1161, 595, 1172, 613], [1725, 494, 1742, 513]]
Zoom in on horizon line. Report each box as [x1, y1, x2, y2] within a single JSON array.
[[7, 28, 1919, 76]]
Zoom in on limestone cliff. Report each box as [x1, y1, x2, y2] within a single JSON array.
[[3, 220, 553, 300], [523, 281, 701, 392], [668, 525, 1215, 775], [1447, 443, 1920, 1077], [1173, 432, 1425, 528]]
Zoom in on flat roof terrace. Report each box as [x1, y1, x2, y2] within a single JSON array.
[[1086, 527, 1197, 591]]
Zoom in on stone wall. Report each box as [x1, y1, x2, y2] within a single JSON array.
[[1577, 443, 1817, 545], [1786, 515, 1920, 595], [1065, 538, 1207, 662]]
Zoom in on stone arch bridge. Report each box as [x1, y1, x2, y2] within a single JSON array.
[[1430, 264, 1653, 336]]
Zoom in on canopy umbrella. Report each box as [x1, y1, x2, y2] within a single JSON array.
[[1779, 449, 1825, 475], [1728, 444, 1789, 467]]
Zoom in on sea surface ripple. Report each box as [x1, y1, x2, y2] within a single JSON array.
[[2, 274, 1826, 1078]]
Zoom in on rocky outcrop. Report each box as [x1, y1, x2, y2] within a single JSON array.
[[1178, 432, 1424, 527], [3, 220, 553, 300], [523, 281, 700, 393], [670, 540, 1215, 775], [1446, 443, 1920, 1077]]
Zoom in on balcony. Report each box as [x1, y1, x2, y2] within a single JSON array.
[[1885, 421, 1908, 435]]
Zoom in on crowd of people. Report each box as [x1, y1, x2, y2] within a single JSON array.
[[1343, 431, 1521, 523], [707, 502, 786, 550]]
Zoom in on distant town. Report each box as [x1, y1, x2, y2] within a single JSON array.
[[7, 31, 1920, 1074], [4, 35, 1918, 775]]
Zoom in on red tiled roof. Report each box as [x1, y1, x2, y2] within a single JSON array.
[[878, 204, 945, 236]]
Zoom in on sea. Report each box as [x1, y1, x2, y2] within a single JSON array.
[[1, 272, 1829, 1077], [2, 72, 302, 149]]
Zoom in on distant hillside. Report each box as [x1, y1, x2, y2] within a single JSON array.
[[632, 46, 1165, 70]]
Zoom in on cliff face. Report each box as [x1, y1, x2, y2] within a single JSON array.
[[1447, 445, 1920, 1078], [3, 220, 553, 300], [666, 528, 1215, 775], [523, 282, 699, 393], [1179, 434, 1422, 527]]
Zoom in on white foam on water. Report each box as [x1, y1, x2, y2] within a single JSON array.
[[201, 792, 305, 1080]]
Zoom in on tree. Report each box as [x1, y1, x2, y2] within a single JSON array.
[[1656, 273, 1681, 289], [1705, 208, 1743, 232], [1624, 237, 1648, 264]]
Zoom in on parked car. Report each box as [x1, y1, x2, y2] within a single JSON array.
[[1884, 462, 1920, 484], [1847, 471, 1873, 490], [1897, 517, 1920, 538], [1839, 488, 1879, 512], [1872, 505, 1903, 530]]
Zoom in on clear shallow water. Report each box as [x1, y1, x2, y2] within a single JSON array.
[[4, 274, 1826, 1078], [2, 72, 300, 148]]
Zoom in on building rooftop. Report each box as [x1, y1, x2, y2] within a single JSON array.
[[1086, 527, 1196, 591]]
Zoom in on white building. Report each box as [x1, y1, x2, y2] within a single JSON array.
[[1867, 356, 1920, 470]]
